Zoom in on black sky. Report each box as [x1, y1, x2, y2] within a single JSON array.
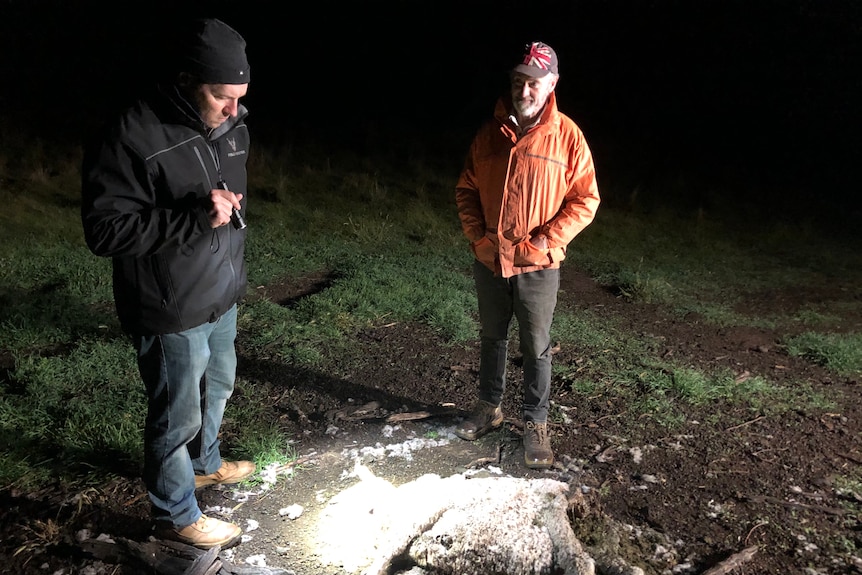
[[2, 0, 860, 213]]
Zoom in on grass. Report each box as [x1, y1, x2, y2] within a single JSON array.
[[784, 331, 862, 378], [571, 207, 861, 327], [1, 134, 861, 491]]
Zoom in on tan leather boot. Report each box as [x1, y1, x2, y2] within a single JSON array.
[[455, 400, 504, 440], [524, 420, 554, 469], [158, 515, 241, 549], [195, 460, 256, 488]]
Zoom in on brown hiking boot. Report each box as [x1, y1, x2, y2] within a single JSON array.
[[195, 460, 256, 489], [455, 400, 504, 441], [157, 515, 241, 549], [524, 420, 554, 469]]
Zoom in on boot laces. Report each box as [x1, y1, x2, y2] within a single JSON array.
[[526, 421, 548, 444]]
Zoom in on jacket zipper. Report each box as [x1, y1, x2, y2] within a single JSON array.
[[207, 142, 239, 294]]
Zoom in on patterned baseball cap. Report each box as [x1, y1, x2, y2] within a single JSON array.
[[513, 41, 559, 77]]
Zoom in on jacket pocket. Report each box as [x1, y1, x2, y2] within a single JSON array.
[[471, 235, 497, 268], [514, 240, 551, 267], [151, 254, 174, 309]]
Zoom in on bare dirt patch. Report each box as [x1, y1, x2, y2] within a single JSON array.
[[1, 265, 861, 574]]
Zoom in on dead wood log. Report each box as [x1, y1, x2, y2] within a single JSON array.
[[79, 536, 291, 575], [327, 400, 383, 422], [465, 444, 502, 468], [386, 410, 434, 423], [386, 405, 462, 423], [700, 545, 758, 575], [184, 545, 221, 575], [80, 537, 192, 574]]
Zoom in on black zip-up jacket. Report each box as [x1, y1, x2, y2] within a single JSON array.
[[81, 84, 250, 336]]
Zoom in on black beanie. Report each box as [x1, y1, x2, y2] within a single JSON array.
[[180, 18, 250, 84]]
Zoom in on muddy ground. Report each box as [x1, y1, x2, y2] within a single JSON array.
[[2, 264, 861, 574]]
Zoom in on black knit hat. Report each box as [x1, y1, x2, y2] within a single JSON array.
[[180, 18, 250, 84]]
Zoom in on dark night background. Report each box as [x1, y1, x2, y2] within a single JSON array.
[[2, 0, 860, 220]]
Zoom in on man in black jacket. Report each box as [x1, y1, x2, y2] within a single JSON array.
[[82, 18, 255, 549]]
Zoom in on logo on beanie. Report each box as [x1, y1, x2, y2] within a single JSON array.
[[523, 43, 553, 71]]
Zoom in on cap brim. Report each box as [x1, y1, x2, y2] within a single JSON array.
[[512, 64, 550, 78]]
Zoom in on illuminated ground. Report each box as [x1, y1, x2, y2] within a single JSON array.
[[198, 420, 598, 574]]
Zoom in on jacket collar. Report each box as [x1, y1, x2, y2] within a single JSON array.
[[155, 83, 248, 140], [208, 104, 248, 140], [495, 91, 559, 140]]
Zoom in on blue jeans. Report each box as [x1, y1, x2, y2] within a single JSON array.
[[133, 304, 238, 529], [473, 261, 559, 423]]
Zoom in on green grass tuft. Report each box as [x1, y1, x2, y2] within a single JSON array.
[[785, 332, 862, 378]]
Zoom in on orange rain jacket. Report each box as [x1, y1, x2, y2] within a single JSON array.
[[456, 92, 600, 278]]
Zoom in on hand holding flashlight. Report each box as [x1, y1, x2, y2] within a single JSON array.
[[216, 179, 247, 230]]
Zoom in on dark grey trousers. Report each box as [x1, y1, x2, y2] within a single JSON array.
[[473, 260, 560, 423]]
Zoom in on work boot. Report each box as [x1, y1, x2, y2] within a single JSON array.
[[455, 400, 504, 441], [195, 460, 256, 489], [524, 420, 554, 469], [157, 515, 241, 549]]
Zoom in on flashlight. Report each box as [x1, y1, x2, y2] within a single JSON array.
[[217, 179, 247, 230]]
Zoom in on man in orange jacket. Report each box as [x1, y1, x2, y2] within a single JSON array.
[[454, 41, 600, 469]]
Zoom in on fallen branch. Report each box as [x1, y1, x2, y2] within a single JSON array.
[[700, 545, 758, 575], [744, 521, 769, 545], [184, 545, 220, 575], [386, 410, 432, 423], [80, 537, 201, 575], [273, 454, 317, 474], [465, 444, 501, 468], [745, 495, 845, 516], [838, 451, 862, 465], [326, 401, 383, 422], [594, 411, 627, 424], [385, 406, 460, 423], [724, 416, 765, 432]]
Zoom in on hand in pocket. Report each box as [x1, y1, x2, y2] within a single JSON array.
[[514, 239, 550, 267], [471, 235, 497, 268]]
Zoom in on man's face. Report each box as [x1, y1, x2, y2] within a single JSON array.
[[194, 83, 249, 129], [510, 72, 557, 122]]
